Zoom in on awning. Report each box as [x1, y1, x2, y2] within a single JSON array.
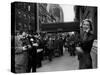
[[41, 22, 80, 33]]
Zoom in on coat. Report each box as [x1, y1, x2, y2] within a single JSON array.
[[15, 35, 29, 73], [78, 31, 94, 69], [47, 40, 54, 50]]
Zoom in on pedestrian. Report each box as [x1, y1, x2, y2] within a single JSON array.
[[15, 31, 30, 73], [47, 37, 54, 61], [59, 36, 64, 56], [36, 36, 43, 68], [27, 33, 38, 72], [53, 37, 60, 57], [76, 19, 94, 69]]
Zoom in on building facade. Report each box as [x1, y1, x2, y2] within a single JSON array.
[[13, 2, 64, 33], [37, 3, 56, 32], [37, 3, 64, 32], [47, 4, 64, 23], [14, 2, 37, 34]]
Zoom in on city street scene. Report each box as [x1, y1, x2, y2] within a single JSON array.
[[11, 2, 97, 73]]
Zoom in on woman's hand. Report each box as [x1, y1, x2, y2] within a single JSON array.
[[75, 47, 83, 53]]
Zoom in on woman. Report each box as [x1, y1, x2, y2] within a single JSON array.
[[76, 19, 94, 69]]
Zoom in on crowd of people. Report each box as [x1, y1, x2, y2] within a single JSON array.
[[13, 19, 95, 73], [14, 30, 80, 73]]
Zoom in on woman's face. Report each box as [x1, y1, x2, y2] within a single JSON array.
[[82, 21, 90, 32]]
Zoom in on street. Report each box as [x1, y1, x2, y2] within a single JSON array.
[[37, 51, 79, 72]]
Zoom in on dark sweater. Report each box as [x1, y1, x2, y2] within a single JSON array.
[[80, 32, 94, 54]]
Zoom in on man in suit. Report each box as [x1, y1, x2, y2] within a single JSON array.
[[27, 33, 38, 72], [59, 36, 64, 56]]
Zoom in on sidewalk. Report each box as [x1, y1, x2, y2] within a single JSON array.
[[37, 51, 79, 72]]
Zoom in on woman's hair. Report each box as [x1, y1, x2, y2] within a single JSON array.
[[81, 19, 93, 31]]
